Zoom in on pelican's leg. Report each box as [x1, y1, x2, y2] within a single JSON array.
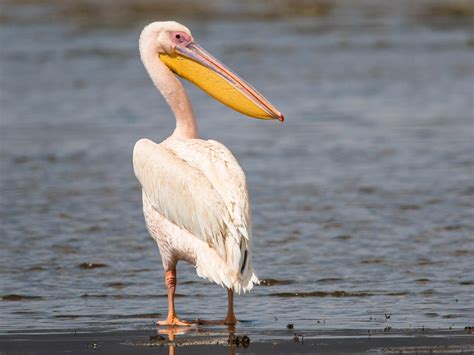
[[157, 268, 191, 326], [224, 288, 237, 325], [196, 288, 237, 325]]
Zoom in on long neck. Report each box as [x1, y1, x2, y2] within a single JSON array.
[[140, 41, 198, 139]]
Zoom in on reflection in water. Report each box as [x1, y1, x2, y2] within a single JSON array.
[[156, 324, 242, 355], [157, 327, 182, 355]]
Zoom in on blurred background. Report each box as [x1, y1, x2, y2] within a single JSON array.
[[0, 0, 473, 333]]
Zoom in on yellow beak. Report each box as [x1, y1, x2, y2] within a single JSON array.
[[159, 42, 284, 121]]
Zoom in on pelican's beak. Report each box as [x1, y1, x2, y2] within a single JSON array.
[[160, 42, 284, 121]]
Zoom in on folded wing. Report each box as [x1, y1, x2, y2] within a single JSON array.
[[133, 138, 251, 276]]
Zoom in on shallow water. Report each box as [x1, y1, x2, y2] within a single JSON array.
[[1, 1, 473, 334]]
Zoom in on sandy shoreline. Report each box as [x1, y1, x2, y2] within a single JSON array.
[[1, 328, 473, 354]]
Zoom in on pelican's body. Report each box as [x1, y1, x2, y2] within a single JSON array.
[[133, 21, 283, 326], [135, 138, 258, 292]]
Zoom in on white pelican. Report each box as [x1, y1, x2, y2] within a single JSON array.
[[133, 21, 283, 326]]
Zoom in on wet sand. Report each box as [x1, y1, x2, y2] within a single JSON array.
[[1, 328, 473, 354]]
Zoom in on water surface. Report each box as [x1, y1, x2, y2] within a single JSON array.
[[1, 0, 473, 334]]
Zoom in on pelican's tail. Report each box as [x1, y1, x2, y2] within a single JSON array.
[[194, 233, 259, 294], [234, 236, 260, 293]]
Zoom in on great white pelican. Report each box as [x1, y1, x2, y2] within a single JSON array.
[[133, 21, 283, 326]]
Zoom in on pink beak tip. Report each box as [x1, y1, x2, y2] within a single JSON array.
[[278, 113, 285, 122]]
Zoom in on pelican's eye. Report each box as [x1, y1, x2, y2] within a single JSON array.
[[170, 31, 191, 46]]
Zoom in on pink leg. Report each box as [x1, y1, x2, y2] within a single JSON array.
[[225, 288, 237, 325], [196, 288, 237, 325], [157, 268, 191, 326]]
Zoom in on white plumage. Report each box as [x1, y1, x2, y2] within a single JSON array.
[[133, 138, 258, 293]]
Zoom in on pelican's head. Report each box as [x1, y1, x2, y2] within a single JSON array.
[[139, 21, 284, 121]]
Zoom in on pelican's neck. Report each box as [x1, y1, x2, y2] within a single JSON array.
[[140, 41, 198, 140]]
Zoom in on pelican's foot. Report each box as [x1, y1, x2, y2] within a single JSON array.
[[157, 317, 192, 327], [225, 314, 237, 325], [195, 316, 237, 326]]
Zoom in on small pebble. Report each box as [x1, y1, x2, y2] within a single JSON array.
[[292, 333, 304, 343], [228, 334, 251, 348]]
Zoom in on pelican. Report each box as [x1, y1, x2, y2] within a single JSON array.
[[133, 21, 283, 326]]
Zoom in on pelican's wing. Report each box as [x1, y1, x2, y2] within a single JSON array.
[[133, 138, 250, 269]]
